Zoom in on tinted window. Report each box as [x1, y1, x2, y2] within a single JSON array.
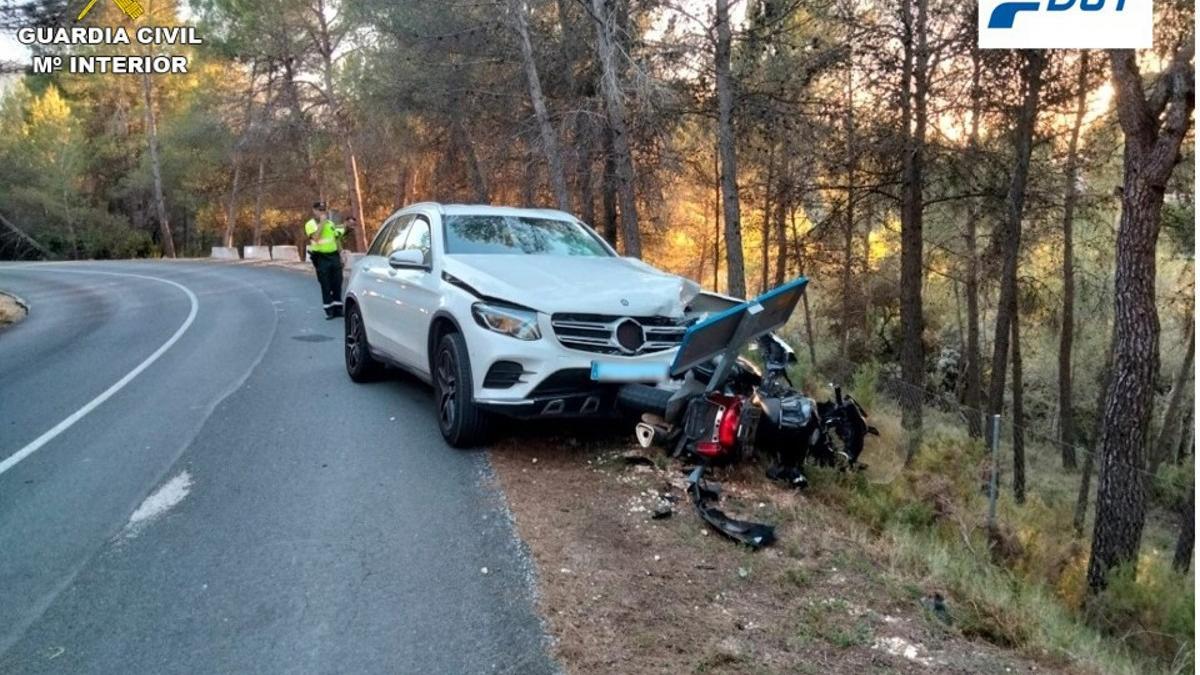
[[443, 215, 611, 257]]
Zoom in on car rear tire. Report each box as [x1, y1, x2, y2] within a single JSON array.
[[345, 304, 383, 382], [434, 332, 490, 448]]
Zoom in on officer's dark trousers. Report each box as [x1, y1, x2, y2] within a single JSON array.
[[310, 251, 343, 317]]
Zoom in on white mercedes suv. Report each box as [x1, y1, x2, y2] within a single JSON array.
[[343, 203, 719, 447]]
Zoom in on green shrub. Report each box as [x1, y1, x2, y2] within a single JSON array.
[[848, 361, 881, 410], [1150, 459, 1193, 511], [1089, 560, 1195, 670]]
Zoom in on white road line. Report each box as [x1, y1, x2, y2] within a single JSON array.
[[0, 269, 199, 476]]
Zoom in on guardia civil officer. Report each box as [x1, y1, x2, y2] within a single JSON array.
[[304, 201, 350, 320]]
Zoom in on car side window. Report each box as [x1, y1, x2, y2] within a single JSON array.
[[401, 217, 432, 266], [367, 215, 398, 256], [380, 215, 415, 258]]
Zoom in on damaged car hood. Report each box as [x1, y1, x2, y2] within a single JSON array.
[[443, 254, 701, 316]]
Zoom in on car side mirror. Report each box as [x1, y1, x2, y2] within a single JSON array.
[[388, 249, 427, 270]]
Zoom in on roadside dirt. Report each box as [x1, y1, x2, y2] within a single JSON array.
[[0, 292, 27, 328], [489, 426, 1062, 675]]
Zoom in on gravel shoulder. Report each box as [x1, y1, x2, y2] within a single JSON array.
[[0, 291, 27, 329], [489, 426, 1061, 674]]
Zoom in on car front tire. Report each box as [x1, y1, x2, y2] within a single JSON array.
[[434, 332, 490, 448], [345, 303, 383, 382]]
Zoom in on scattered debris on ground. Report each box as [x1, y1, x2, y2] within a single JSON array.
[[490, 431, 1057, 674]]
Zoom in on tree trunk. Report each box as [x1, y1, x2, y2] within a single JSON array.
[[1011, 303, 1026, 504], [341, 137, 368, 251], [453, 116, 490, 203], [223, 60, 261, 249], [0, 210, 53, 258], [601, 124, 618, 246], [964, 205, 982, 436], [575, 114, 595, 226], [840, 54, 856, 360], [1087, 46, 1194, 592], [590, 0, 640, 257], [713, 149, 721, 290], [223, 162, 243, 248], [512, 0, 570, 211], [522, 151, 537, 206], [313, 0, 367, 250], [773, 166, 788, 287], [281, 57, 323, 200], [987, 51, 1046, 419], [761, 143, 773, 294], [141, 70, 175, 258], [1173, 487, 1194, 573], [1058, 52, 1089, 469], [715, 0, 746, 297], [796, 230, 818, 366], [252, 157, 266, 246], [1074, 329, 1114, 535], [1176, 407, 1193, 465], [898, 0, 928, 462], [394, 163, 410, 211], [1150, 324, 1194, 474]]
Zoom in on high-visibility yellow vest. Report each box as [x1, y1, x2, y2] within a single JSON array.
[[305, 218, 345, 254]]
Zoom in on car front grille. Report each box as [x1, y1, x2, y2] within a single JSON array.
[[550, 313, 692, 355]]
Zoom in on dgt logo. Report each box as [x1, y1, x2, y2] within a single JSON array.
[[978, 0, 1151, 48], [988, 0, 1127, 29]]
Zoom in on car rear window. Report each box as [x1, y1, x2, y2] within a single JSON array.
[[443, 215, 612, 257]]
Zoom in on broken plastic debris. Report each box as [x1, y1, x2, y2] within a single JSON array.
[[480, 567, 489, 575]]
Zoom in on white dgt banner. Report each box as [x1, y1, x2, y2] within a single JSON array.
[[978, 0, 1153, 49]]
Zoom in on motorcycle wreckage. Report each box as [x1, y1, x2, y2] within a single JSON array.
[[608, 278, 878, 549]]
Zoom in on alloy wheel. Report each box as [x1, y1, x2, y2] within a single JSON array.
[[436, 348, 457, 431], [346, 311, 363, 371]]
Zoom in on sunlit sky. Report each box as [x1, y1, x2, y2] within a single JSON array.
[[0, 0, 744, 70], [0, 0, 1120, 129], [0, 31, 24, 64]]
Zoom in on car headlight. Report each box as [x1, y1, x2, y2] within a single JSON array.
[[471, 302, 542, 341]]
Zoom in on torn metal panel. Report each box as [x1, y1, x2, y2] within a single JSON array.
[[686, 465, 776, 549]]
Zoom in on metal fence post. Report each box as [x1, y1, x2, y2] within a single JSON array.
[[988, 414, 1001, 530]]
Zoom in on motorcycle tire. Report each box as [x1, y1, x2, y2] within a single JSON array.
[[616, 383, 672, 416]]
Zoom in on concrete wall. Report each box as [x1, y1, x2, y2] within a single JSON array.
[[271, 245, 301, 262], [210, 247, 239, 260], [243, 246, 271, 260]]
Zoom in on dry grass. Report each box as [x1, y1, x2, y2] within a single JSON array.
[[489, 424, 1055, 674]]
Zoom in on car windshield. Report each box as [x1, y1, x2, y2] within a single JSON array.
[[444, 215, 612, 257]]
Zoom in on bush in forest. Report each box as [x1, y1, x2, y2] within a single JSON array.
[[1087, 560, 1195, 670]]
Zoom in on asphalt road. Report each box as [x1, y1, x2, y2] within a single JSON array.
[[0, 261, 554, 674]]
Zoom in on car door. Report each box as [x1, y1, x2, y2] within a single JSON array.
[[386, 214, 440, 375], [359, 214, 413, 358]]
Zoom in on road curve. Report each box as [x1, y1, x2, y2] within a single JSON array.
[[0, 261, 554, 674]]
